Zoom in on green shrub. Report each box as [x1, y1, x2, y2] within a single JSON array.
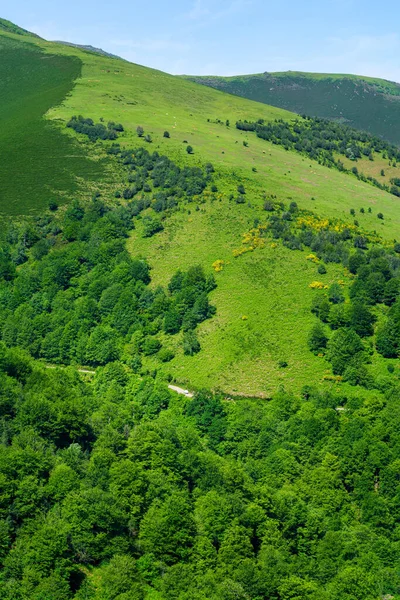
[[142, 337, 162, 356], [308, 322, 328, 353], [158, 348, 175, 362], [183, 330, 200, 355]]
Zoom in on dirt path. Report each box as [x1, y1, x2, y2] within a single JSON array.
[[45, 364, 96, 375], [45, 364, 193, 395], [168, 385, 194, 398]]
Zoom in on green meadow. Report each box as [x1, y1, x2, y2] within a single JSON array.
[[0, 35, 105, 216]]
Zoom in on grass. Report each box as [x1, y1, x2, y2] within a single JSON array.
[[35, 38, 400, 239], [128, 199, 347, 396], [128, 189, 395, 398], [2, 25, 400, 395], [183, 71, 400, 146], [0, 35, 106, 216]]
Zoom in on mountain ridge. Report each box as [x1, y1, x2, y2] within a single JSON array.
[[183, 70, 400, 146]]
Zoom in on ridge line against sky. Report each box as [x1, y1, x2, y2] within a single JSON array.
[[3, 0, 400, 82]]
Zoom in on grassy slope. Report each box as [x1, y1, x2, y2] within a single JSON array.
[[2, 27, 400, 395], [183, 71, 400, 146], [0, 32, 106, 216]]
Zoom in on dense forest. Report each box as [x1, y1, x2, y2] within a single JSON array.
[[1, 342, 400, 599], [0, 138, 216, 367], [236, 116, 400, 196]]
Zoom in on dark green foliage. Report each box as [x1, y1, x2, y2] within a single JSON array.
[[186, 390, 227, 448], [0, 187, 215, 368], [311, 294, 330, 322], [348, 251, 366, 274], [236, 116, 400, 196], [142, 216, 164, 238], [383, 278, 400, 306], [48, 200, 59, 211], [164, 308, 182, 334], [117, 146, 209, 202], [376, 323, 398, 358], [328, 283, 344, 304], [142, 337, 162, 356], [308, 322, 328, 353], [263, 200, 275, 211], [1, 340, 400, 597], [327, 328, 364, 375], [349, 302, 375, 337], [183, 330, 200, 355], [67, 115, 122, 142]]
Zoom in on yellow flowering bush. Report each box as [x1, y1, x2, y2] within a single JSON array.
[[212, 260, 225, 272], [233, 225, 267, 257]]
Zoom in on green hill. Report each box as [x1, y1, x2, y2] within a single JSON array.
[[2, 19, 400, 600], [1, 23, 400, 397], [183, 71, 400, 146]]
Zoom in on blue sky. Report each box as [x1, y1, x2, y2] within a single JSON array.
[[4, 1, 400, 81]]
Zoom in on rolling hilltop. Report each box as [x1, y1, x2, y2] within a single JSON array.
[[2, 19, 400, 600], [183, 71, 400, 146]]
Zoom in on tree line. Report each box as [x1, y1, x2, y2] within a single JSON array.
[[237, 116, 400, 196]]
